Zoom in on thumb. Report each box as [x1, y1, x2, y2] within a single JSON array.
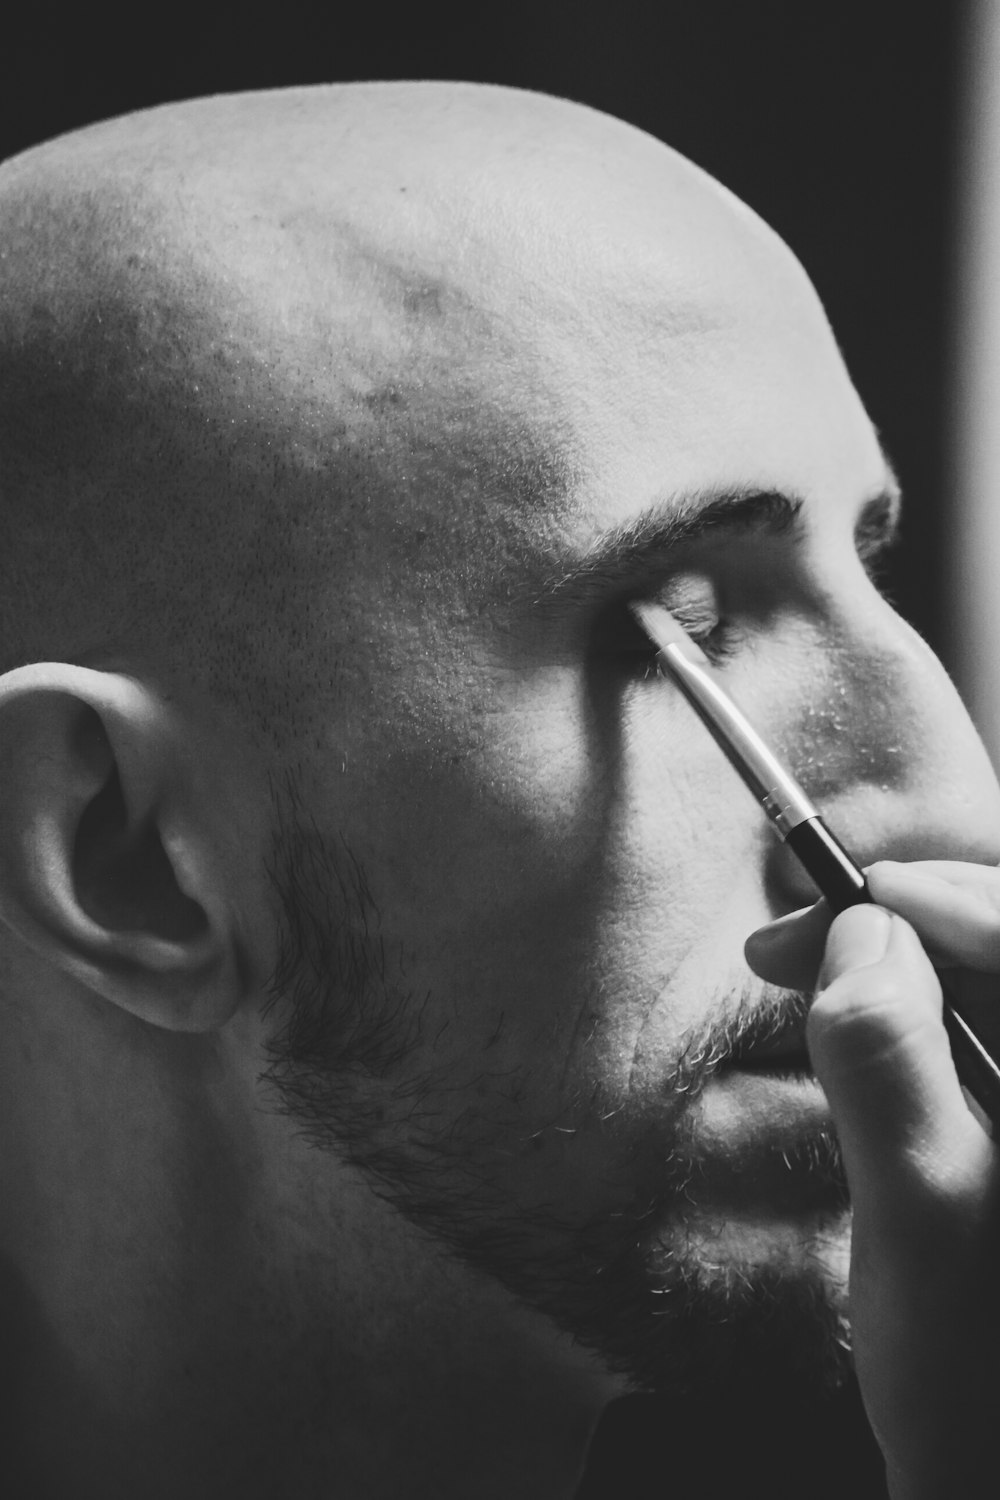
[[809, 905, 987, 1217]]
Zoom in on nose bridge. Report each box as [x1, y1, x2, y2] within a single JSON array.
[[766, 603, 1000, 888]]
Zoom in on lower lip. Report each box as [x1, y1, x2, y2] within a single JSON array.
[[683, 1067, 842, 1217]]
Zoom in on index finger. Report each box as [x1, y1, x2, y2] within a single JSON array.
[[744, 859, 1000, 990], [867, 861, 1000, 972]]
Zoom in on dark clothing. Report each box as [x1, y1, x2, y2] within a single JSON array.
[[577, 1377, 889, 1498]]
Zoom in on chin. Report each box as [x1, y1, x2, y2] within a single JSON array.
[[593, 1195, 855, 1402], [534, 1105, 856, 1403], [620, 1095, 855, 1398], [667, 1202, 852, 1288]]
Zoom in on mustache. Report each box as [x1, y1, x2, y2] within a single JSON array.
[[668, 981, 813, 1101]]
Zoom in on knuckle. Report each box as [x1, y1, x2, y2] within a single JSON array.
[[807, 973, 910, 1062]]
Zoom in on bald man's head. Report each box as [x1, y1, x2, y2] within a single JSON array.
[[9, 88, 996, 1495], [0, 82, 802, 755]]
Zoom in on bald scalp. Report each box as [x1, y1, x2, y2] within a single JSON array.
[[0, 82, 781, 748], [0, 85, 604, 745]]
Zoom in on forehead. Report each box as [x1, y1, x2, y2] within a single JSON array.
[[343, 151, 885, 585], [122, 87, 876, 562], [0, 96, 884, 625]]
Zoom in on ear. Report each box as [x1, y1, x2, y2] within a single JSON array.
[[0, 662, 255, 1031]]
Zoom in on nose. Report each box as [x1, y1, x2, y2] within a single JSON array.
[[761, 600, 1000, 912]]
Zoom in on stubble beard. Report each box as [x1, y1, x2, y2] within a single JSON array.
[[261, 804, 854, 1405]]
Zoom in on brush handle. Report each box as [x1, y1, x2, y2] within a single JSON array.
[[784, 817, 869, 912], [785, 816, 1000, 1132], [940, 1000, 1000, 1129]]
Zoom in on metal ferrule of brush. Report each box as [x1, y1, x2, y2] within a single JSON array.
[[658, 642, 818, 837]]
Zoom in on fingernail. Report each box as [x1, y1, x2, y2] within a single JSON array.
[[828, 904, 892, 972], [745, 906, 814, 948]]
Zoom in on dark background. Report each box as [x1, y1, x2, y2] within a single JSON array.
[[1, 6, 965, 1494]]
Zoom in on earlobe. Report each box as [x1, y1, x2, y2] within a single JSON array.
[[0, 662, 250, 1032]]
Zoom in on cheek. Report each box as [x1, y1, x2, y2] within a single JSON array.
[[316, 653, 770, 1091], [348, 764, 760, 1102], [285, 681, 783, 1233], [334, 663, 605, 892]]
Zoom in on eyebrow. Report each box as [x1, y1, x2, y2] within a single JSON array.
[[534, 478, 901, 608]]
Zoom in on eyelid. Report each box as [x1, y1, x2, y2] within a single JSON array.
[[854, 524, 898, 588], [853, 493, 901, 556], [656, 571, 721, 631], [613, 587, 736, 668]]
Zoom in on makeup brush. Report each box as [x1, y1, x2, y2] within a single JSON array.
[[630, 599, 1000, 1131]]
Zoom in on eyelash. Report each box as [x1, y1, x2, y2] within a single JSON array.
[[679, 617, 739, 664], [604, 599, 736, 676], [634, 615, 739, 674], [857, 535, 895, 594]]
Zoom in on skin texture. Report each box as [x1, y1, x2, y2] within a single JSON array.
[[0, 83, 998, 1497]]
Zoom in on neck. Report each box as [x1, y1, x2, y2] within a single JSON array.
[[0, 977, 612, 1498], [1, 1204, 607, 1500]]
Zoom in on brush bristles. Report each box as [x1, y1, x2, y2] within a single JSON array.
[[629, 600, 711, 667]]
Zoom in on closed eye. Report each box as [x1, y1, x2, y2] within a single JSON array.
[[594, 595, 739, 673], [854, 491, 901, 590]]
